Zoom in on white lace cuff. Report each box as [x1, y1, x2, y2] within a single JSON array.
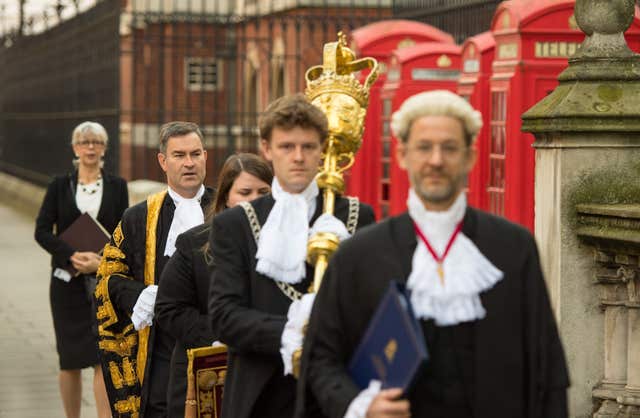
[[343, 380, 382, 418], [280, 293, 315, 375], [131, 285, 158, 331]]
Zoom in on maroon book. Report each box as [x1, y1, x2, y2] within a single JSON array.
[[185, 345, 228, 418], [58, 212, 110, 276]]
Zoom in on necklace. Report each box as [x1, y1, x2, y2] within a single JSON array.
[[79, 175, 102, 195], [413, 220, 463, 286]]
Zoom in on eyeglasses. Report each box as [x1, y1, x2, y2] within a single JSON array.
[[408, 142, 467, 159], [77, 139, 105, 148]]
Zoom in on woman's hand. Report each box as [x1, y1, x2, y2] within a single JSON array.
[[70, 251, 102, 274]]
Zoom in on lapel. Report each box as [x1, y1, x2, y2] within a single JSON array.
[[309, 193, 324, 226], [96, 171, 111, 222], [200, 186, 214, 212], [390, 213, 417, 283], [256, 194, 276, 226], [67, 171, 82, 218]]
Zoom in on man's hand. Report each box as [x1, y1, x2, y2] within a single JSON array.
[[70, 251, 102, 274], [366, 388, 411, 418]]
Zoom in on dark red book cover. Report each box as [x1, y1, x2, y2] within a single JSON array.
[[58, 212, 110, 275]]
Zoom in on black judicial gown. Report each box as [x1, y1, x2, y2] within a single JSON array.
[[34, 172, 128, 370], [96, 189, 213, 418], [296, 209, 570, 418], [155, 223, 217, 418]]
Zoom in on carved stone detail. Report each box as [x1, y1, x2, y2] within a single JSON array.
[[577, 204, 640, 417]]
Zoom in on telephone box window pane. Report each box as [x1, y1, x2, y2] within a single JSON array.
[[382, 140, 390, 158], [383, 162, 390, 179], [382, 182, 389, 201], [383, 121, 390, 138], [489, 90, 506, 216], [383, 99, 392, 116]]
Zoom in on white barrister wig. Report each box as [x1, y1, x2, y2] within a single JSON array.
[[390, 90, 483, 144]]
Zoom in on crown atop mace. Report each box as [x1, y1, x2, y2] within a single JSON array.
[[305, 32, 379, 107]]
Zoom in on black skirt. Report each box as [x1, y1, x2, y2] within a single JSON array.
[[49, 273, 100, 370]]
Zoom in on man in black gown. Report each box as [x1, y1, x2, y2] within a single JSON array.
[[208, 94, 375, 418], [95, 122, 213, 418], [296, 90, 570, 418]]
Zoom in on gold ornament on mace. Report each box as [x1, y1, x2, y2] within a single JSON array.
[[304, 32, 379, 292]]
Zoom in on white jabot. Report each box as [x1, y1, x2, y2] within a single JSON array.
[[164, 185, 205, 257], [75, 179, 103, 219], [256, 178, 319, 283], [406, 190, 503, 326]]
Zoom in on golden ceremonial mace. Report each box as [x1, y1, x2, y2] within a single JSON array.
[[305, 32, 379, 292]]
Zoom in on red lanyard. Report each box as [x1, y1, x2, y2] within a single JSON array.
[[413, 220, 463, 285]]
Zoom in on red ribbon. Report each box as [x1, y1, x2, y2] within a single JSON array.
[[413, 220, 463, 284]]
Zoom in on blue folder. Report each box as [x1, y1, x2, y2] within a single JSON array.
[[348, 281, 428, 393]]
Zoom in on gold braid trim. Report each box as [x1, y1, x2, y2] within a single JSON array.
[[136, 190, 166, 384], [95, 222, 131, 330], [114, 395, 141, 417], [122, 357, 137, 387], [95, 275, 118, 328], [102, 243, 126, 260], [108, 361, 125, 389], [108, 358, 137, 390], [97, 259, 129, 279], [113, 222, 124, 247], [98, 325, 138, 357]]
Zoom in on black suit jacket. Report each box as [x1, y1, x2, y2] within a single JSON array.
[[297, 209, 570, 418], [155, 223, 216, 418], [35, 171, 129, 269], [208, 193, 375, 418]]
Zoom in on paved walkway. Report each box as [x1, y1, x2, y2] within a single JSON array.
[[0, 202, 98, 418]]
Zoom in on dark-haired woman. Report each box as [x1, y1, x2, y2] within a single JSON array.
[[35, 121, 128, 418], [155, 153, 273, 418]]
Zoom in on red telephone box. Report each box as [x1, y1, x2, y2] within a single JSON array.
[[457, 31, 495, 212], [489, 0, 640, 232], [380, 43, 462, 217], [348, 20, 454, 218]]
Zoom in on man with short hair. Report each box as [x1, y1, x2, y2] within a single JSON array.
[[95, 121, 214, 418], [208, 94, 375, 418], [297, 90, 570, 418]]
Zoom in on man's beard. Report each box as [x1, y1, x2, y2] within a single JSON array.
[[411, 170, 465, 205]]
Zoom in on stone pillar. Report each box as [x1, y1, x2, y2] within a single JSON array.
[[521, 0, 640, 416], [575, 206, 640, 417]]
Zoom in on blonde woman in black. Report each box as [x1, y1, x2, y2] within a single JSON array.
[[155, 153, 273, 418], [35, 121, 128, 418]]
